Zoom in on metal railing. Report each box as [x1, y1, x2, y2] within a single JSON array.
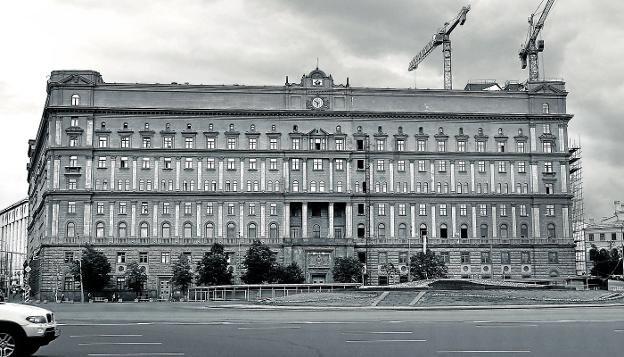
[[188, 283, 361, 302]]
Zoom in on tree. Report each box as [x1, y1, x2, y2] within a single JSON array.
[[125, 262, 148, 298], [71, 245, 111, 296], [275, 262, 305, 284], [332, 257, 363, 283], [242, 240, 276, 284], [409, 249, 448, 280], [196, 243, 232, 286], [589, 245, 623, 277], [172, 254, 194, 296]]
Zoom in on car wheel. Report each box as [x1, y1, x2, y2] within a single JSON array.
[[0, 330, 19, 357]]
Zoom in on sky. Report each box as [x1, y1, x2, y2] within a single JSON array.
[[0, 0, 622, 220]]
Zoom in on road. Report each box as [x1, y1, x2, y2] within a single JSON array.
[[35, 303, 622, 357]]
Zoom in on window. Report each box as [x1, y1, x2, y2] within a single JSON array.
[[439, 204, 447, 216], [71, 94, 80, 106], [497, 142, 506, 153], [499, 204, 507, 217], [248, 203, 256, 216], [140, 202, 148, 214], [357, 159, 365, 170], [547, 223, 556, 238], [357, 204, 365, 216], [419, 204, 426, 216], [66, 222, 76, 238], [437, 141, 446, 152], [227, 203, 235, 215], [162, 202, 170, 215], [476, 141, 486, 152], [460, 224, 468, 239], [118, 222, 128, 238], [269, 158, 278, 171], [418, 160, 426, 172], [417, 140, 426, 152], [141, 157, 150, 169], [478, 161, 486, 173], [499, 224, 509, 238], [98, 136, 108, 148], [398, 204, 406, 216], [270, 203, 277, 216], [546, 205, 555, 216], [269, 138, 278, 150], [396, 160, 405, 172], [335, 159, 344, 171], [519, 204, 527, 217], [520, 224, 529, 239], [292, 180, 299, 192], [292, 138, 300, 150], [335, 138, 344, 150], [225, 158, 235, 171], [588, 233, 594, 242], [457, 141, 466, 152], [460, 252, 470, 264], [142, 136, 151, 148], [117, 252, 126, 263], [247, 223, 257, 238], [498, 161, 506, 173], [68, 201, 76, 214], [118, 202, 127, 215], [479, 204, 487, 217], [545, 183, 554, 194], [206, 158, 215, 170], [161, 223, 171, 238], [67, 178, 77, 190], [183, 222, 192, 238], [516, 141, 525, 153], [163, 136, 174, 149], [543, 142, 553, 153], [163, 158, 172, 169], [440, 252, 450, 264], [544, 161, 553, 173], [398, 224, 407, 239], [269, 223, 279, 238], [612, 233, 617, 241], [336, 181, 343, 192], [548, 251, 558, 264], [205, 223, 215, 238], [96, 202, 104, 215], [517, 161, 526, 173], [120, 136, 130, 148], [140, 223, 149, 239], [457, 160, 466, 172], [357, 223, 366, 238], [521, 251, 531, 264], [459, 204, 467, 216], [226, 137, 237, 149], [161, 252, 171, 264], [396, 140, 405, 151], [501, 252, 511, 264], [356, 139, 364, 151], [206, 137, 216, 149], [480, 224, 489, 239], [376, 160, 385, 172], [184, 202, 192, 215], [481, 252, 491, 264], [600, 233, 605, 241], [437, 160, 446, 172], [313, 159, 323, 170], [377, 224, 386, 239], [64, 251, 75, 263], [440, 224, 448, 238], [542, 103, 550, 114], [68, 136, 78, 147], [377, 204, 386, 216]]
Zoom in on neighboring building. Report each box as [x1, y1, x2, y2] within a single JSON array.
[[27, 68, 575, 300], [584, 201, 624, 273], [0, 198, 28, 291]]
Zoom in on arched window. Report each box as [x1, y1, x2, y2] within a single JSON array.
[[457, 183, 463, 193], [71, 94, 80, 106], [423, 182, 429, 192], [440, 223, 448, 238], [375, 182, 381, 193], [357, 223, 366, 238], [516, 183, 522, 193], [274, 180, 280, 192], [319, 181, 325, 192], [95, 222, 105, 238], [547, 223, 556, 239], [460, 224, 468, 239], [184, 222, 192, 238], [443, 182, 449, 193], [436, 182, 441, 193], [420, 223, 428, 238], [292, 180, 299, 192], [520, 223, 529, 239], [253, 180, 259, 192], [499, 224, 509, 238], [313, 224, 321, 238], [226, 222, 237, 238], [161, 223, 171, 238], [67, 222, 76, 238], [205, 223, 215, 238], [377, 223, 386, 239], [266, 181, 273, 192], [416, 182, 422, 193], [248, 223, 257, 238], [542, 103, 550, 114], [310, 181, 317, 192], [140, 222, 149, 238], [247, 180, 252, 192], [118, 222, 127, 238], [464, 183, 469, 193], [269, 223, 279, 239], [480, 224, 488, 239], [398, 223, 407, 239], [336, 181, 343, 193]]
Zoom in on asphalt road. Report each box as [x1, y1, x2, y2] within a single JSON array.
[[34, 303, 623, 357]]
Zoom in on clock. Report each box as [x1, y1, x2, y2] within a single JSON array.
[[312, 97, 324, 109]]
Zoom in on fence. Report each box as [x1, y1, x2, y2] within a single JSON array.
[[188, 283, 361, 302]]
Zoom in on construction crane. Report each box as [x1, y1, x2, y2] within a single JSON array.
[[408, 5, 470, 90], [519, 0, 556, 81]]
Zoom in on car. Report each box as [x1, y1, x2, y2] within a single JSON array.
[[0, 300, 60, 356]]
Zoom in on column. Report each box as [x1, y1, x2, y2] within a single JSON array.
[[529, 124, 537, 152], [85, 158, 92, 190], [510, 162, 516, 193], [132, 158, 138, 190], [196, 202, 202, 237], [239, 159, 244, 189], [260, 204, 266, 238], [154, 158, 159, 191], [471, 205, 477, 238], [52, 158, 60, 189], [560, 161, 568, 193], [389, 204, 395, 238], [283, 161, 289, 191], [175, 158, 181, 190], [110, 157, 116, 190], [530, 162, 539, 193], [51, 202, 59, 238], [302, 160, 307, 191], [197, 159, 203, 190], [451, 205, 457, 238], [345, 203, 353, 238], [409, 160, 415, 192], [369, 204, 375, 238], [261, 159, 266, 191], [328, 203, 335, 238], [83, 203, 91, 237], [562, 205, 570, 238], [283, 203, 290, 238], [86, 118, 93, 145], [430, 204, 436, 238], [131, 202, 137, 237], [346, 159, 351, 192], [532, 206, 540, 238], [109, 203, 114, 237], [492, 205, 497, 238], [389, 161, 394, 192], [239, 204, 244, 238], [430, 161, 435, 192], [218, 203, 224, 237], [46, 159, 51, 190], [558, 124, 566, 152], [511, 206, 517, 239], [218, 159, 224, 191], [152, 204, 158, 236], [489, 162, 495, 193], [410, 204, 416, 238], [470, 161, 475, 193], [55, 117, 62, 145], [450, 160, 456, 192], [302, 202, 308, 237], [329, 160, 334, 192], [174, 202, 180, 237]]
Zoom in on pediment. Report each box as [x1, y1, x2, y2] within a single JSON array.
[[307, 128, 329, 136], [59, 74, 94, 85], [529, 83, 565, 94]]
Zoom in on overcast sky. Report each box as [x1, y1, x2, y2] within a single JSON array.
[[0, 0, 622, 220]]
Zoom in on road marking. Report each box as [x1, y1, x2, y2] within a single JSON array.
[[475, 324, 538, 328], [79, 342, 163, 346], [297, 321, 359, 324], [346, 339, 426, 343], [70, 335, 143, 338], [88, 352, 185, 357], [371, 291, 390, 306], [614, 329, 624, 332], [410, 291, 427, 306], [238, 327, 301, 330], [437, 351, 530, 354], [342, 331, 413, 335]]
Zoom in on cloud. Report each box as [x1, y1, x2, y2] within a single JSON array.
[[0, 0, 622, 221]]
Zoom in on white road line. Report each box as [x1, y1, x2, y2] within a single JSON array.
[[78, 342, 163, 346], [614, 329, 624, 332], [437, 351, 531, 354], [345, 339, 427, 343], [70, 335, 143, 338], [475, 325, 538, 328], [88, 352, 184, 357], [341, 331, 413, 335], [238, 327, 301, 330]]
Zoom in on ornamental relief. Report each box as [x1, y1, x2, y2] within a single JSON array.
[[306, 252, 331, 268]]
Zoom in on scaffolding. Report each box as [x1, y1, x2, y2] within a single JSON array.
[[569, 139, 585, 275]]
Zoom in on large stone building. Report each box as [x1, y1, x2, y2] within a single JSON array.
[[583, 202, 624, 274], [27, 68, 575, 300], [1, 198, 28, 292]]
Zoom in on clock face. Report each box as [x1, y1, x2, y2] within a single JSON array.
[[312, 97, 324, 109]]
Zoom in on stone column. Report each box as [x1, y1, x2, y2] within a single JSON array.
[[489, 162, 495, 193], [153, 204, 158, 237], [450, 160, 455, 192], [131, 202, 137, 237], [328, 203, 334, 238], [389, 204, 395, 238], [109, 203, 115, 237], [218, 158, 224, 191], [218, 203, 224, 238], [532, 205, 541, 239], [85, 158, 92, 190], [196, 202, 202, 237], [302, 160, 307, 192], [329, 160, 334, 192], [470, 160, 475, 193], [410, 204, 416, 238], [430, 204, 436, 238], [389, 161, 394, 192], [346, 159, 351, 192], [175, 158, 181, 191], [409, 160, 415, 192], [132, 158, 137, 190], [471, 205, 477, 238], [345, 203, 353, 238], [197, 159, 203, 190], [283, 203, 290, 238], [492, 205, 497, 238], [451, 205, 457, 238], [154, 158, 159, 192], [511, 205, 517, 239], [260, 204, 266, 238], [529, 124, 537, 152], [302, 202, 308, 237], [430, 161, 435, 193], [174, 202, 180, 237], [510, 162, 516, 193]]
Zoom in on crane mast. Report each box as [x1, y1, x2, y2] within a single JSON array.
[[519, 0, 556, 81], [408, 5, 470, 90]]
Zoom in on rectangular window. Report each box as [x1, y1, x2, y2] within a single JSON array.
[[397, 160, 405, 172], [418, 160, 426, 172], [139, 252, 148, 264], [227, 137, 236, 149], [118, 202, 127, 214], [184, 202, 192, 215], [163, 202, 170, 215], [377, 204, 386, 216], [116, 277, 125, 291], [457, 160, 466, 172], [98, 136, 108, 148], [120, 136, 130, 148], [163, 136, 174, 149], [378, 252, 388, 265], [459, 204, 467, 216], [249, 158, 257, 170], [457, 141, 466, 152], [497, 141, 505, 152], [417, 140, 426, 152], [439, 204, 447, 216], [227, 158, 236, 170], [588, 233, 594, 241], [141, 202, 148, 214], [543, 142, 553, 153], [376, 160, 385, 172], [291, 158, 300, 170], [227, 203, 235, 215], [516, 141, 525, 153], [356, 139, 364, 151], [544, 161, 553, 173], [68, 201, 76, 214], [357, 203, 365, 216], [460, 252, 470, 264], [437, 160, 446, 172], [164, 158, 172, 169], [398, 203, 406, 216], [481, 252, 491, 264], [440, 252, 450, 264], [499, 205, 507, 216], [142, 158, 150, 169], [546, 204, 555, 216], [248, 203, 256, 216], [521, 251, 531, 264], [269, 138, 278, 150], [519, 204, 527, 217], [248, 138, 257, 150], [398, 252, 408, 264], [119, 157, 129, 169], [313, 159, 323, 171], [498, 161, 506, 173], [501, 252, 511, 264], [206, 158, 215, 170], [67, 178, 77, 190], [185, 158, 193, 169], [183, 137, 193, 149], [206, 137, 216, 149], [600, 233, 605, 241], [96, 202, 104, 214], [161, 252, 171, 264], [545, 183, 554, 194], [517, 162, 526, 173], [69, 136, 78, 147], [543, 124, 551, 134], [478, 161, 486, 173], [479, 204, 488, 217], [97, 156, 107, 168], [335, 159, 344, 171], [335, 138, 344, 150], [376, 139, 385, 151], [437, 141, 446, 152], [548, 252, 559, 264], [612, 233, 617, 241], [270, 203, 277, 216], [419, 204, 426, 216], [292, 138, 300, 150], [117, 252, 126, 263], [142, 137, 151, 148], [396, 140, 405, 151], [476, 141, 486, 152], [269, 158, 278, 171], [64, 252, 74, 263]]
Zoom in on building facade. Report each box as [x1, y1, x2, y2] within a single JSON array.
[[583, 202, 624, 274], [1, 198, 28, 292], [27, 68, 575, 300]]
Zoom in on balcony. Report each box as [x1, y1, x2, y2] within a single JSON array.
[[64, 166, 82, 175]]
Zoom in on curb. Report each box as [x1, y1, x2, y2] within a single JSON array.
[[204, 302, 624, 311]]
